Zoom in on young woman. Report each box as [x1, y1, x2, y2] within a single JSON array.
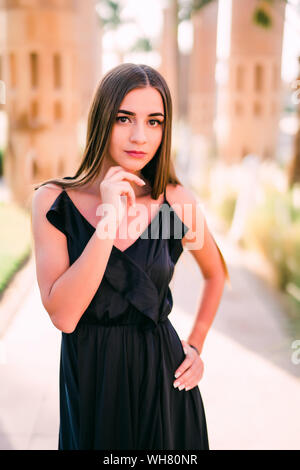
[[31, 63, 230, 450]]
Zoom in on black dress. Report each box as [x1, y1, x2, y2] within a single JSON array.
[[45, 180, 209, 450]]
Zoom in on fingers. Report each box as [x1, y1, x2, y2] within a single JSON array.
[[173, 364, 195, 390], [174, 343, 197, 379], [173, 348, 204, 392], [174, 352, 192, 380], [108, 166, 145, 186], [184, 360, 204, 390], [116, 181, 136, 207]]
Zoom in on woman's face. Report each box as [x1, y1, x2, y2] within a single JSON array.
[[107, 87, 165, 174]]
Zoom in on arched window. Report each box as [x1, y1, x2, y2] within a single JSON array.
[[53, 53, 62, 88], [253, 101, 262, 116], [10, 53, 17, 88], [30, 100, 38, 121], [254, 64, 263, 92], [236, 64, 244, 91], [32, 160, 39, 178], [54, 100, 63, 121], [30, 52, 38, 88]]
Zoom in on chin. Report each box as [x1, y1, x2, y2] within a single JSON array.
[[120, 160, 145, 170]]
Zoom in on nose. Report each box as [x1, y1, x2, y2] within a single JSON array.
[[129, 122, 147, 144]]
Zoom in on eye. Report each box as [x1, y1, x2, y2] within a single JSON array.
[[116, 116, 164, 127], [116, 116, 130, 123], [149, 119, 163, 127]]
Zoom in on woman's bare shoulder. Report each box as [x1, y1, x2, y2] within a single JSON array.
[[165, 183, 198, 208], [34, 182, 64, 195], [165, 183, 206, 246], [32, 184, 65, 217]]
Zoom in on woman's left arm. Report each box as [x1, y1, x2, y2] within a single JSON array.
[[168, 184, 230, 391]]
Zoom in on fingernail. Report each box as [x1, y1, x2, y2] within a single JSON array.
[[174, 372, 179, 378], [173, 381, 179, 388], [178, 385, 185, 391]]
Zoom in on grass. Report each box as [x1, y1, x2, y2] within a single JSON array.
[[0, 201, 32, 295], [212, 192, 237, 229], [242, 185, 300, 329]]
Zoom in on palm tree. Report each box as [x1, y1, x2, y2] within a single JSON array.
[[179, 0, 287, 27], [177, 0, 300, 185], [96, 0, 154, 62], [162, 0, 286, 124], [96, 0, 300, 185]]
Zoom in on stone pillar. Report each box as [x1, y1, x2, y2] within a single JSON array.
[[186, 1, 219, 190], [158, 0, 179, 124], [188, 2, 218, 138], [75, 0, 102, 121], [217, 0, 286, 163], [0, 0, 102, 207]]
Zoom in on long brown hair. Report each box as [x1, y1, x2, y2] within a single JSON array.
[[34, 63, 182, 200]]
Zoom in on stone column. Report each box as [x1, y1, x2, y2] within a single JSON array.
[[158, 0, 179, 124], [186, 1, 219, 190], [0, 0, 102, 207], [217, 0, 286, 163]]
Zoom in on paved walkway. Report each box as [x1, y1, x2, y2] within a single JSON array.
[[0, 176, 11, 202], [0, 212, 299, 450], [171, 218, 300, 450]]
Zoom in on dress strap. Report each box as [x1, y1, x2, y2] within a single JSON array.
[[62, 175, 73, 190], [163, 186, 167, 203]]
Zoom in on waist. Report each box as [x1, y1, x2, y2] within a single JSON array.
[[77, 309, 169, 328]]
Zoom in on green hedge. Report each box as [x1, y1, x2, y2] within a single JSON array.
[[0, 201, 32, 295], [243, 185, 300, 317], [212, 191, 237, 229]]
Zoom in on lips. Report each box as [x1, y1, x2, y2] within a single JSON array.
[[125, 150, 146, 158], [125, 150, 146, 155]]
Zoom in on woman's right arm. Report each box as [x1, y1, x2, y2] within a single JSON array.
[[31, 185, 117, 334], [31, 167, 145, 334]]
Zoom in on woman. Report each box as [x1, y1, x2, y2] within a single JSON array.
[[31, 63, 230, 450]]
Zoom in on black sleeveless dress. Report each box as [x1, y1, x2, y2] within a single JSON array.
[[45, 179, 209, 450]]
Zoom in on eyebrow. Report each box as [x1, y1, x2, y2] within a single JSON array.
[[118, 109, 165, 118]]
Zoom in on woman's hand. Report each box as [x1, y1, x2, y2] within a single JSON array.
[[173, 339, 204, 391], [99, 165, 146, 228]]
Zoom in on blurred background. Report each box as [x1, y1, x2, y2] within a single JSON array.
[[0, 0, 299, 450]]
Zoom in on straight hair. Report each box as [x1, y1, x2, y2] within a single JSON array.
[[33, 63, 183, 200]]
